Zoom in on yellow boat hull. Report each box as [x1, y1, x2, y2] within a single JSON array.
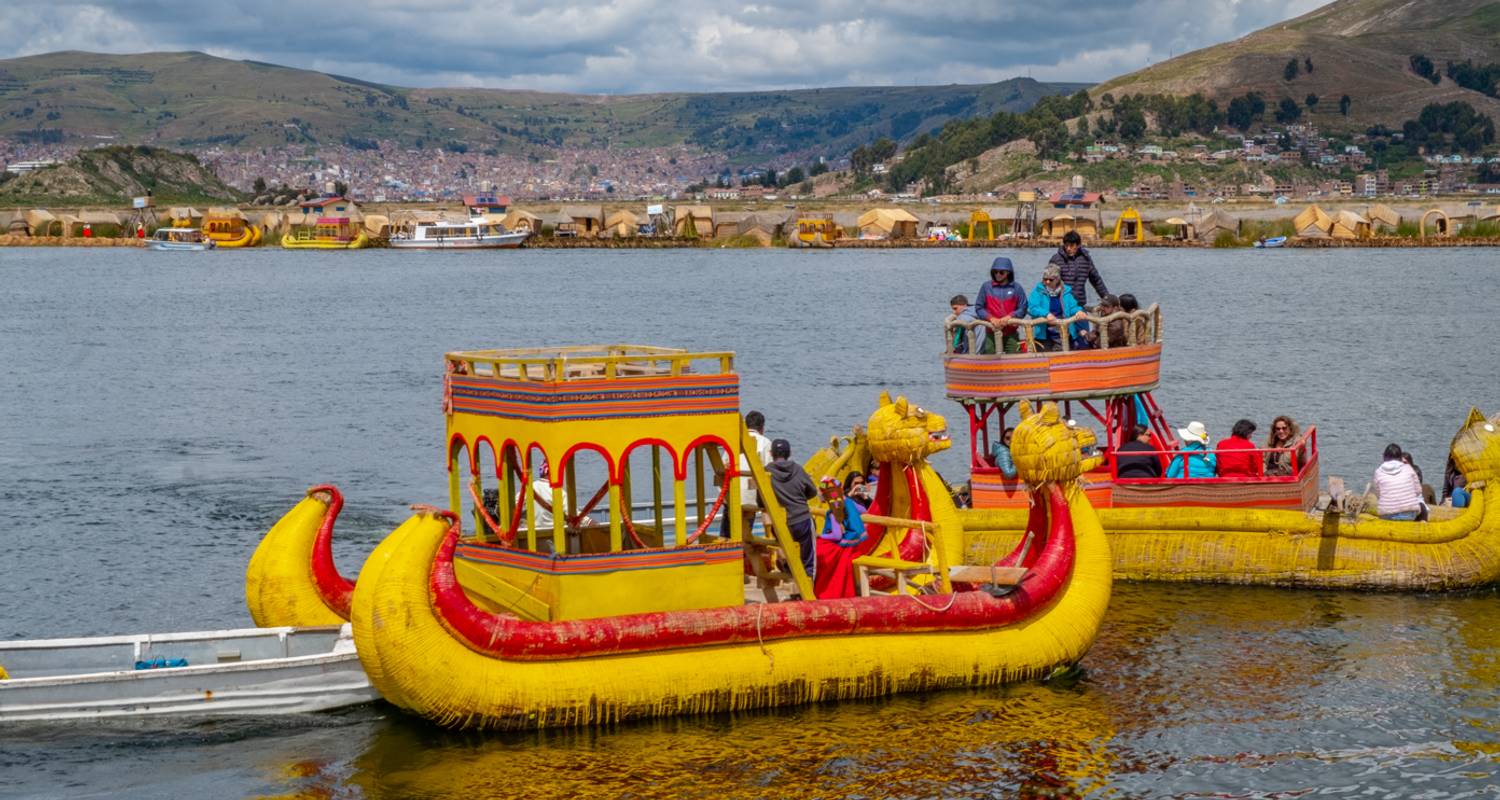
[[964, 411, 1500, 591], [208, 225, 259, 248], [280, 231, 368, 249], [351, 472, 1112, 730]]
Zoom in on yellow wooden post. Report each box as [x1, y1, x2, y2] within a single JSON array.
[[674, 474, 688, 546], [565, 458, 578, 528], [551, 465, 566, 554], [522, 466, 536, 552], [728, 461, 743, 542], [608, 482, 623, 552], [498, 453, 514, 541], [448, 458, 463, 532], [652, 445, 664, 536], [694, 449, 706, 522]]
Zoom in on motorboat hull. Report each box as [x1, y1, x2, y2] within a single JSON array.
[[0, 624, 375, 722]]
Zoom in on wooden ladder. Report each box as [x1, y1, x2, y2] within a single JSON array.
[[737, 422, 817, 602]]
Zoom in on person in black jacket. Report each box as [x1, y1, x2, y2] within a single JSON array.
[[1048, 230, 1109, 308], [1115, 425, 1162, 479], [766, 438, 818, 579]]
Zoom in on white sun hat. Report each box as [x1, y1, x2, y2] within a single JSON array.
[[1177, 421, 1210, 445]]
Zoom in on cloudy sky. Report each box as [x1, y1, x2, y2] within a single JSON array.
[[2, 0, 1327, 93]]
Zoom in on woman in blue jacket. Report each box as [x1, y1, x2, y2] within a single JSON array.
[[1027, 264, 1089, 351], [1166, 421, 1218, 478]]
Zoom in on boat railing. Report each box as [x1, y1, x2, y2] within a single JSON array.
[[448, 345, 736, 382], [1108, 426, 1318, 483], [944, 304, 1162, 355]]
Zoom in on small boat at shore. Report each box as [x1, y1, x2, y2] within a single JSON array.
[[0, 624, 374, 721], [147, 228, 215, 251], [390, 215, 528, 249], [247, 347, 1112, 730], [281, 216, 367, 250], [1254, 236, 1287, 248]]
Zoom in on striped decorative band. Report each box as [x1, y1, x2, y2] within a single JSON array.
[[456, 541, 745, 574], [449, 374, 739, 421]]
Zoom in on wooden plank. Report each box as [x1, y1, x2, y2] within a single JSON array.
[[949, 565, 1028, 586]]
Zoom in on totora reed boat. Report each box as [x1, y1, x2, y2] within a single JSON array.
[[943, 306, 1500, 590], [246, 345, 1113, 729]]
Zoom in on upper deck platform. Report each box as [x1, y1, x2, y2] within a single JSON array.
[[943, 306, 1163, 402], [444, 345, 739, 423]]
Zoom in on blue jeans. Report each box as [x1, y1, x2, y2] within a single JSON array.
[[1380, 510, 1418, 521]]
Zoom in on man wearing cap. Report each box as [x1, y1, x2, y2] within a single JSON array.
[[1166, 421, 1218, 478], [974, 256, 1029, 354], [1048, 230, 1109, 308], [766, 438, 818, 581]]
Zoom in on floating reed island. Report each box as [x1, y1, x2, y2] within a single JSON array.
[[6, 197, 1500, 249]]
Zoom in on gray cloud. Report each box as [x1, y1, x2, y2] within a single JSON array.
[[0, 0, 1327, 93]]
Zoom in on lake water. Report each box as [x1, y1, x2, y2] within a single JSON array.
[[1, 246, 1497, 798]]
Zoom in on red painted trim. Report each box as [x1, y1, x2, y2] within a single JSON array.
[[682, 434, 738, 479], [447, 433, 469, 473], [557, 441, 617, 485], [615, 435, 681, 480], [307, 484, 355, 618], [429, 483, 1076, 661]]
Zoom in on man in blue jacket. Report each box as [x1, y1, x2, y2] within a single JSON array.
[[974, 257, 1029, 353]]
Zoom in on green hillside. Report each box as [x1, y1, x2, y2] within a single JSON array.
[[1096, 0, 1500, 128], [0, 51, 1087, 159], [0, 145, 240, 206]]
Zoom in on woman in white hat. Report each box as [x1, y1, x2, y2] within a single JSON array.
[[1166, 421, 1218, 478]]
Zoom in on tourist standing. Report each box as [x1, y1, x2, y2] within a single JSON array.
[[975, 257, 1029, 354], [1026, 264, 1087, 351], [767, 438, 818, 581], [1048, 231, 1108, 308]]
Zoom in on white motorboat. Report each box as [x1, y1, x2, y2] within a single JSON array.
[[390, 215, 528, 249], [0, 624, 375, 722], [147, 228, 217, 251]]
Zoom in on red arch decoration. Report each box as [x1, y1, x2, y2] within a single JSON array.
[[682, 434, 739, 479], [618, 438, 681, 481]]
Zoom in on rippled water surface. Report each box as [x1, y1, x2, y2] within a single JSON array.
[[1, 246, 1498, 798]]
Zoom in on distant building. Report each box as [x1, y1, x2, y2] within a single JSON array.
[[462, 193, 511, 214]]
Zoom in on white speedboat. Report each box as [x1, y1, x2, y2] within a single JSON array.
[[0, 624, 375, 722], [390, 215, 528, 249], [1253, 236, 1287, 248], [147, 228, 216, 251]]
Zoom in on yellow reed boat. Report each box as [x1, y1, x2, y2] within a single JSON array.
[[202, 209, 261, 248], [943, 307, 1500, 590], [247, 345, 1113, 729]]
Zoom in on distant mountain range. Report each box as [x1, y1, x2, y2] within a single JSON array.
[[1098, 0, 1500, 126], [0, 51, 1087, 160]]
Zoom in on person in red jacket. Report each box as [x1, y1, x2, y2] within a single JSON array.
[[1215, 419, 1263, 477]]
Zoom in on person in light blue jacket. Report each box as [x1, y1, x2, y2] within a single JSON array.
[[1026, 264, 1089, 351], [1166, 421, 1218, 478]]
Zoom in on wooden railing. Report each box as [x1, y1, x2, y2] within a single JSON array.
[[447, 345, 736, 382], [943, 303, 1162, 355], [1109, 426, 1318, 483]]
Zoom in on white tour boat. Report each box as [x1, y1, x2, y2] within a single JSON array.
[[0, 624, 375, 722], [147, 228, 216, 251], [390, 215, 528, 249]]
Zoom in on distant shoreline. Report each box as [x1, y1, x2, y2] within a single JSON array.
[[8, 234, 1500, 249]]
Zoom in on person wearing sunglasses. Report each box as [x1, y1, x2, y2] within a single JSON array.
[[1026, 263, 1089, 351], [1263, 415, 1301, 476]]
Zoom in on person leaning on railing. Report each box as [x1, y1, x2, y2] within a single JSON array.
[[1026, 264, 1089, 352], [974, 257, 1028, 354]]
